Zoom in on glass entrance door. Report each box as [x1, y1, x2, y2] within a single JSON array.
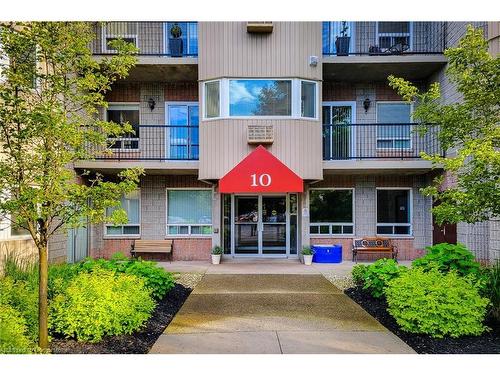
[[232, 195, 291, 256], [234, 196, 259, 255], [261, 196, 287, 255]]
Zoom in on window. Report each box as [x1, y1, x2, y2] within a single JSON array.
[[301, 81, 316, 118], [204, 81, 220, 118], [204, 79, 318, 119], [102, 22, 138, 53], [167, 190, 212, 236], [106, 104, 140, 150], [167, 103, 199, 159], [377, 189, 411, 235], [376, 102, 412, 149], [105, 190, 140, 236], [229, 79, 291, 116], [309, 189, 354, 235], [165, 22, 198, 56], [377, 22, 411, 52]]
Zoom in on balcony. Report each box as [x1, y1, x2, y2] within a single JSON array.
[[75, 125, 199, 174], [91, 22, 198, 82], [322, 21, 448, 81], [322, 123, 443, 172]]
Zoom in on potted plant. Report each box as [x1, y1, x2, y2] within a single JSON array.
[[302, 246, 314, 266], [335, 21, 350, 56], [169, 23, 183, 57], [211, 246, 223, 265]]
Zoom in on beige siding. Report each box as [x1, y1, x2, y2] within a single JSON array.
[[198, 22, 322, 80], [199, 119, 323, 180], [488, 22, 500, 56], [198, 22, 323, 180]]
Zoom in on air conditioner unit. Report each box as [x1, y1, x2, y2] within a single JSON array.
[[247, 125, 274, 144], [246, 22, 274, 33]]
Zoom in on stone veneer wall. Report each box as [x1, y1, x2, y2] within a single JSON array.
[[309, 174, 432, 261], [90, 175, 213, 261]]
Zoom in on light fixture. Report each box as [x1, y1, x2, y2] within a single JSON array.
[[363, 98, 371, 113], [148, 98, 156, 111]]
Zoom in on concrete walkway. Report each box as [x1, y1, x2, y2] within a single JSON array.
[[150, 273, 415, 354], [160, 258, 414, 277]]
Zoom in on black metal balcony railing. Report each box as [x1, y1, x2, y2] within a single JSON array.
[[91, 22, 198, 57], [323, 21, 446, 56], [322, 123, 442, 160], [93, 125, 199, 161]]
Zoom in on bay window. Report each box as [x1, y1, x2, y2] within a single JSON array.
[[309, 189, 354, 235], [205, 81, 220, 118], [229, 79, 291, 116], [301, 81, 316, 118], [167, 190, 212, 236], [376, 189, 412, 235], [203, 78, 318, 119], [105, 190, 140, 236]]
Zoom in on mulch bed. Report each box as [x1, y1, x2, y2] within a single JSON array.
[[345, 286, 500, 354], [50, 283, 191, 354]]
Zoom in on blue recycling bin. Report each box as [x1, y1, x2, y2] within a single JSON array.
[[312, 244, 342, 263]]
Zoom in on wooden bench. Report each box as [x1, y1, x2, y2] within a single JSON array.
[[131, 240, 173, 262], [352, 237, 398, 263]]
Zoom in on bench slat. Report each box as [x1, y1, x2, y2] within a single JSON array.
[[132, 240, 173, 255]]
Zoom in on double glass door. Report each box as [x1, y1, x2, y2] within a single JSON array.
[[233, 195, 295, 256]]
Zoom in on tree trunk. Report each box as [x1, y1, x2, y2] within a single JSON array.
[[38, 243, 49, 350]]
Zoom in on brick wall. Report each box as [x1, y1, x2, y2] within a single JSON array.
[[105, 83, 141, 102], [323, 82, 355, 101], [308, 174, 432, 261], [310, 237, 424, 261], [164, 82, 199, 101], [90, 174, 213, 261]]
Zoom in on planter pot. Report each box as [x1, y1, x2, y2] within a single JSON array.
[[303, 254, 313, 266], [169, 38, 184, 57], [335, 36, 351, 56], [211, 254, 221, 265]]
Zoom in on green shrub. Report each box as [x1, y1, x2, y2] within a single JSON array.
[[0, 304, 35, 354], [50, 268, 155, 343], [118, 260, 175, 300], [351, 264, 368, 285], [412, 243, 481, 278], [386, 267, 489, 338], [73, 254, 175, 300], [362, 259, 407, 298], [0, 276, 38, 342], [485, 260, 500, 321], [48, 263, 80, 299]]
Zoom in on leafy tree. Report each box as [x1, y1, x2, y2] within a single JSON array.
[[0, 22, 141, 349], [388, 26, 499, 225]]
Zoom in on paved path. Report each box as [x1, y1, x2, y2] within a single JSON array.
[[150, 274, 415, 354]]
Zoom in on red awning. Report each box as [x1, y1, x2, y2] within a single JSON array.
[[219, 146, 303, 193]]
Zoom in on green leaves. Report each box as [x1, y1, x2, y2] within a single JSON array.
[[49, 268, 155, 343], [412, 243, 481, 278], [72, 254, 175, 300], [0, 22, 139, 247], [388, 26, 500, 225], [352, 258, 407, 299], [386, 267, 490, 338]]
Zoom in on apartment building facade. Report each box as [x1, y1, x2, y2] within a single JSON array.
[[45, 21, 496, 263]]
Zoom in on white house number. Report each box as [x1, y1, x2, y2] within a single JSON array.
[[250, 173, 272, 187]]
